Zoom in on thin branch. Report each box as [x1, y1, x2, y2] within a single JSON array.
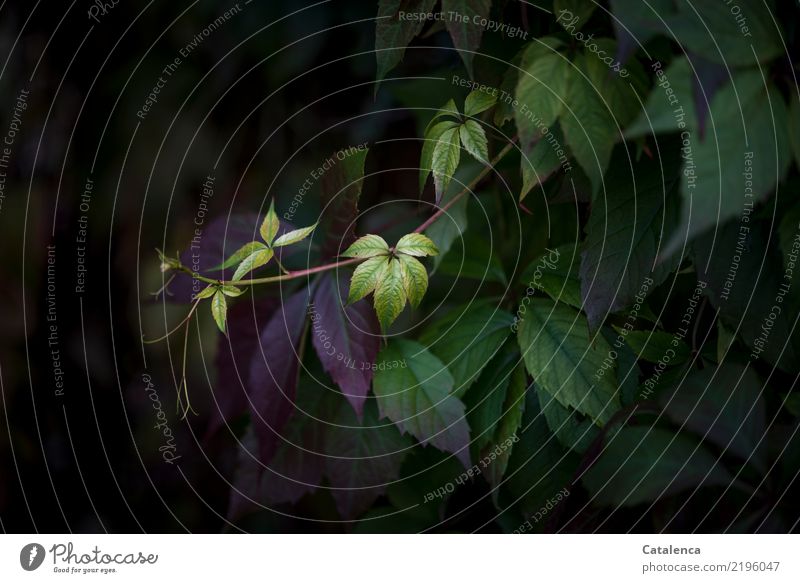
[[173, 141, 516, 288]]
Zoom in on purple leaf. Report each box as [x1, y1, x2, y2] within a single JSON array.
[[248, 288, 310, 463], [323, 402, 411, 520], [310, 274, 380, 418], [208, 297, 279, 440]]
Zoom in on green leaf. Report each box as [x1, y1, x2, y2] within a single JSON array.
[[464, 90, 496, 117], [665, 75, 790, 254], [458, 120, 488, 163], [517, 299, 620, 424], [220, 285, 245, 297], [342, 234, 390, 258], [423, 99, 460, 135], [440, 0, 492, 78], [397, 254, 428, 309], [421, 304, 514, 396], [668, 1, 782, 67], [619, 329, 690, 364], [373, 339, 470, 466], [420, 120, 460, 194], [504, 390, 578, 518], [211, 241, 268, 270], [554, 0, 596, 28], [626, 57, 696, 139], [232, 247, 274, 281], [259, 200, 280, 245], [580, 146, 681, 327], [515, 46, 571, 141], [374, 258, 406, 331], [464, 347, 520, 450], [194, 285, 216, 300], [480, 362, 527, 489], [272, 223, 317, 247], [538, 384, 599, 454], [520, 123, 568, 201], [211, 290, 227, 333], [395, 233, 439, 257], [375, 0, 438, 86], [583, 427, 732, 507], [347, 256, 390, 304], [660, 363, 767, 472], [560, 52, 618, 193], [431, 126, 461, 204], [519, 244, 582, 310]]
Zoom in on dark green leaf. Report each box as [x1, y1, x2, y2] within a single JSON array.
[[373, 339, 471, 466], [517, 299, 620, 424], [583, 426, 732, 506]]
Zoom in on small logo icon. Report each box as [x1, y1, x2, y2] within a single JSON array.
[[20, 543, 45, 571]]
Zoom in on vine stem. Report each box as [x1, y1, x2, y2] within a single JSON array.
[[177, 140, 516, 288], [413, 139, 515, 234]]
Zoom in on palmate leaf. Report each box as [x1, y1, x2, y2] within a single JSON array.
[[423, 99, 460, 135], [272, 223, 317, 247], [458, 120, 488, 163], [395, 233, 438, 257], [342, 234, 390, 258], [374, 258, 407, 332], [373, 339, 470, 467], [348, 256, 390, 304], [259, 200, 280, 245], [232, 247, 274, 281], [431, 126, 461, 204]]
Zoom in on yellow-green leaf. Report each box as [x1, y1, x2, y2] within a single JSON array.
[[431, 127, 461, 204], [458, 120, 488, 163], [342, 234, 390, 258], [273, 223, 317, 247], [374, 258, 406, 332], [347, 256, 390, 304], [397, 254, 428, 309], [260, 200, 280, 245], [395, 233, 439, 257], [420, 120, 460, 194], [464, 90, 497, 117], [221, 285, 245, 297], [211, 241, 267, 270], [211, 290, 227, 333], [194, 285, 216, 300], [232, 248, 274, 281]]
